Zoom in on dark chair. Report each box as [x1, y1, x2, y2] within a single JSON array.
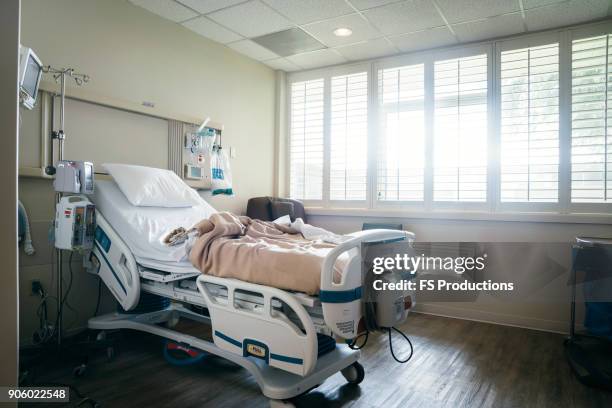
[[246, 197, 307, 223]]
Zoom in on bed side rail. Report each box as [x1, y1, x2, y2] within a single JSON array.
[[196, 275, 318, 377], [320, 229, 415, 339], [84, 212, 141, 310]]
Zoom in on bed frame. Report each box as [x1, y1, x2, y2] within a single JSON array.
[[85, 213, 414, 406]]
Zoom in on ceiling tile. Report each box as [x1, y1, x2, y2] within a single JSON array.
[[523, 0, 569, 9], [302, 13, 382, 48], [253, 28, 325, 57], [129, 0, 198, 22], [182, 16, 243, 43], [524, 0, 609, 31], [208, 0, 293, 38], [261, 0, 354, 24], [348, 0, 400, 11], [435, 0, 520, 24], [263, 58, 302, 71], [363, 0, 446, 36], [389, 26, 456, 53], [287, 49, 347, 69], [335, 37, 397, 61], [176, 0, 246, 14], [227, 39, 280, 60], [453, 13, 525, 43]]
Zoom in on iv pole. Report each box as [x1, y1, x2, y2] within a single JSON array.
[[43, 66, 89, 346]]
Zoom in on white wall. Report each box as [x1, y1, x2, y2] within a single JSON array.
[[0, 0, 20, 387], [18, 0, 277, 343], [20, 0, 276, 214]]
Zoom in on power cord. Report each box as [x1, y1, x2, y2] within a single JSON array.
[[348, 269, 414, 363], [348, 332, 369, 350], [33, 284, 58, 345], [388, 327, 413, 363]]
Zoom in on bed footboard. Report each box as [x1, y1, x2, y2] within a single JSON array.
[[196, 275, 318, 377]]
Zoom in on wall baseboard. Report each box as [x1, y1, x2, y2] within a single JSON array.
[[413, 303, 573, 335]]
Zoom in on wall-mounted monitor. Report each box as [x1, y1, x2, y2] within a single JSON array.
[[19, 45, 43, 110]]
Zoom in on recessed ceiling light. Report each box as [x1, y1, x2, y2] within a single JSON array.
[[333, 27, 352, 37]]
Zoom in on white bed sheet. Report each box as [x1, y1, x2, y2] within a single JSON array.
[[92, 180, 216, 272]]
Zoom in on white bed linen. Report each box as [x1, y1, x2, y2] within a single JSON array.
[[92, 180, 216, 272]]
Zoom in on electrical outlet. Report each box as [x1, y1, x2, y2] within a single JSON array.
[[31, 280, 42, 295]]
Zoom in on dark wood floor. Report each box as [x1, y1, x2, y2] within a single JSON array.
[[21, 313, 612, 408]]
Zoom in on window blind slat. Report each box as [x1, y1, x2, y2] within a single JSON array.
[[500, 43, 560, 203], [290, 79, 324, 200], [377, 63, 425, 202], [330, 72, 368, 201], [571, 34, 611, 203], [433, 54, 488, 202]]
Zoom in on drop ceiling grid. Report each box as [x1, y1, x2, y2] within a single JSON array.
[[129, 0, 611, 71]]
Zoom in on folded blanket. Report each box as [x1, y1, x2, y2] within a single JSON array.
[[188, 212, 346, 295]]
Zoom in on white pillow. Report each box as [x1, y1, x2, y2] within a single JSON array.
[[103, 163, 203, 207]]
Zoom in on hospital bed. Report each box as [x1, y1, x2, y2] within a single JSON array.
[[84, 180, 414, 406]]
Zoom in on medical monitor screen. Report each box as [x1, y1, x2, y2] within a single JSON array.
[[22, 54, 42, 98]]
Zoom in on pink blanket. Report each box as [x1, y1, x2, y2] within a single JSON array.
[[188, 212, 344, 295]]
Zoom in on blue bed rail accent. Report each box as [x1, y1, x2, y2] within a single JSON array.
[[214, 330, 242, 348], [270, 354, 303, 365], [319, 286, 362, 303]]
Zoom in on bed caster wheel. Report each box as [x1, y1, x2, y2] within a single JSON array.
[[73, 364, 87, 377], [269, 399, 295, 408], [106, 346, 115, 360], [341, 362, 365, 385]]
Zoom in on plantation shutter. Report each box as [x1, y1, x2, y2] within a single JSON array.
[[500, 43, 560, 202], [433, 54, 488, 202], [571, 34, 611, 203], [377, 63, 426, 201], [290, 79, 324, 200], [330, 72, 368, 201]]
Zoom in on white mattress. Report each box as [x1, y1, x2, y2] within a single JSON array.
[[92, 180, 216, 273]]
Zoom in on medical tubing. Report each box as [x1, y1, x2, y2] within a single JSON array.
[[18, 200, 36, 255]]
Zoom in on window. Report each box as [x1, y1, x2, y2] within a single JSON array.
[[571, 34, 611, 203], [289, 79, 324, 200], [377, 63, 425, 202], [330, 72, 368, 201], [286, 24, 612, 216], [500, 43, 560, 203], [434, 54, 488, 202]]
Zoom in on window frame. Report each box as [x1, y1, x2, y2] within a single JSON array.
[[375, 45, 494, 213], [285, 20, 612, 217]]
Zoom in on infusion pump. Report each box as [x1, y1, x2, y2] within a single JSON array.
[[55, 196, 95, 250]]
